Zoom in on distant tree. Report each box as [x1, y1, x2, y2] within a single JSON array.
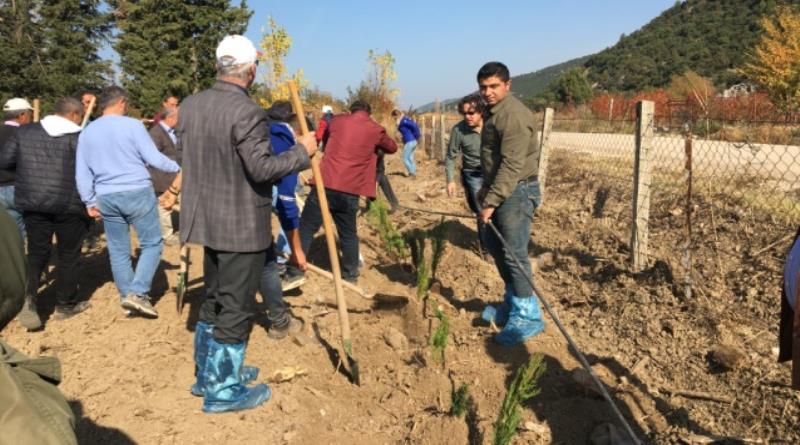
[[0, 0, 110, 105], [666, 70, 716, 134], [112, 0, 251, 115], [346, 49, 399, 118], [741, 6, 800, 114], [549, 67, 593, 105], [256, 15, 308, 107]]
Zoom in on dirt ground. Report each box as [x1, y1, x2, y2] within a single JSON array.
[[3, 151, 799, 444]]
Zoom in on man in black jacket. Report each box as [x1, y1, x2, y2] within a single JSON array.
[[0, 97, 91, 331], [0, 98, 33, 241], [162, 35, 317, 414], [148, 105, 180, 245]]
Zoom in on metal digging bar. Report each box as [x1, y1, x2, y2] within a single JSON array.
[[398, 203, 640, 444]]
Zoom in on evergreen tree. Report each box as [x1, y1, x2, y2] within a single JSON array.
[[111, 0, 251, 115], [0, 1, 110, 105]]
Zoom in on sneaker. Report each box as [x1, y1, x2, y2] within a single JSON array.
[[53, 301, 92, 321], [281, 273, 306, 292], [121, 294, 158, 318], [267, 316, 304, 340], [17, 295, 42, 331]]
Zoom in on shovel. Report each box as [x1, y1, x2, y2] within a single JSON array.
[[288, 81, 360, 385]]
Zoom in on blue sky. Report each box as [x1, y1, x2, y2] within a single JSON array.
[[242, 1, 677, 107]]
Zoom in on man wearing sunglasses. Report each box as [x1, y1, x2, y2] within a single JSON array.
[[445, 94, 487, 256]]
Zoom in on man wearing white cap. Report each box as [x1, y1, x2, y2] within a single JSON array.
[[0, 98, 34, 240], [161, 35, 317, 414]]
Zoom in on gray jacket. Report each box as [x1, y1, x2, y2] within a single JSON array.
[[178, 81, 310, 252]]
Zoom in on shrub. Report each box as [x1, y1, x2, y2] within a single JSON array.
[[493, 354, 546, 445]]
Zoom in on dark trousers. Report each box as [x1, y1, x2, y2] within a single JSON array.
[[258, 245, 289, 327], [461, 168, 487, 249], [24, 211, 90, 306], [200, 247, 265, 344], [299, 187, 360, 281], [485, 181, 541, 298], [374, 155, 398, 206]]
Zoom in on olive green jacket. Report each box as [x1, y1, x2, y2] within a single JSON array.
[[0, 340, 77, 445], [480, 94, 540, 208]]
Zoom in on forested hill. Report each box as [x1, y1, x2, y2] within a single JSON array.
[[585, 0, 786, 91]]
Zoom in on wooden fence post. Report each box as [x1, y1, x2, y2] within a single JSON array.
[[420, 115, 427, 157], [631, 100, 654, 272], [439, 113, 446, 162], [537, 107, 554, 201]]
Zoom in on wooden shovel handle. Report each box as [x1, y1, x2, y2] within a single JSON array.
[[81, 97, 96, 128], [287, 81, 353, 350]]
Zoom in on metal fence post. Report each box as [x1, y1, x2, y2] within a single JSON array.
[[538, 107, 554, 201], [631, 100, 654, 272]]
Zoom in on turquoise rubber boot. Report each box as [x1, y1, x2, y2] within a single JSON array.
[[202, 339, 271, 413], [191, 321, 259, 396], [481, 283, 513, 326], [494, 295, 545, 346]]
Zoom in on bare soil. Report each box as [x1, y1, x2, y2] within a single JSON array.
[[3, 151, 799, 444]]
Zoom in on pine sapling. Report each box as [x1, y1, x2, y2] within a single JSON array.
[[493, 354, 546, 445], [450, 383, 473, 417], [429, 308, 449, 365], [429, 218, 447, 279]]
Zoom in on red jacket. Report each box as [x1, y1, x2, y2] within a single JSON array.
[[318, 111, 397, 198]]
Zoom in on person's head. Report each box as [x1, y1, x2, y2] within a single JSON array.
[[160, 105, 179, 128], [3, 98, 33, 124], [321, 105, 333, 115], [458, 94, 485, 128], [162, 95, 179, 109], [215, 35, 259, 88], [53, 97, 84, 125], [477, 61, 511, 106], [349, 100, 371, 115], [79, 91, 96, 109], [267, 100, 294, 123], [390, 109, 401, 118], [98, 86, 129, 115]]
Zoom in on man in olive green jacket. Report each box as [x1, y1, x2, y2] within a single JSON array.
[[0, 206, 77, 445], [476, 61, 546, 346]]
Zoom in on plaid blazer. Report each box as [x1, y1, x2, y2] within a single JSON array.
[[178, 81, 309, 252]]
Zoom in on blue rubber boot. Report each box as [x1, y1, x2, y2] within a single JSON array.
[[494, 295, 545, 346], [191, 321, 259, 396], [202, 338, 271, 413], [481, 284, 513, 326]]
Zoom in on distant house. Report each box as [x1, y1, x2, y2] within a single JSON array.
[[722, 83, 756, 98]]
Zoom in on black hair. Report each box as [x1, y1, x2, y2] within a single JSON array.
[[349, 100, 371, 115], [477, 61, 510, 83], [98, 86, 128, 111], [53, 97, 84, 117], [3, 110, 26, 121], [266, 100, 294, 123], [458, 94, 485, 114], [390, 109, 401, 117]]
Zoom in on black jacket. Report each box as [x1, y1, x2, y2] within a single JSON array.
[[178, 81, 309, 252], [0, 125, 16, 186], [147, 123, 180, 193], [0, 122, 86, 215]]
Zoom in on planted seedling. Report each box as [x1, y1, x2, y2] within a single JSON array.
[[366, 197, 408, 259], [429, 308, 449, 365], [450, 383, 473, 417], [493, 354, 546, 445]]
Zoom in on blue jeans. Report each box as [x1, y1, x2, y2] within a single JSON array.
[[402, 140, 418, 175], [485, 180, 541, 297], [97, 186, 164, 300], [0, 185, 25, 241], [461, 169, 487, 249]]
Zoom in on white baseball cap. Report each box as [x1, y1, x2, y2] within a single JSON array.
[[321, 105, 333, 113], [216, 35, 258, 67], [3, 98, 33, 112]]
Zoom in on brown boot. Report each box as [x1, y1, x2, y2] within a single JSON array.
[[17, 295, 42, 331]]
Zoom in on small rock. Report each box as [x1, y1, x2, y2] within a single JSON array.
[[383, 327, 408, 351], [415, 193, 426, 203], [669, 208, 683, 217], [458, 308, 466, 318], [710, 344, 745, 371]]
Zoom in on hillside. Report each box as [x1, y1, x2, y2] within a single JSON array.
[[585, 0, 786, 91]]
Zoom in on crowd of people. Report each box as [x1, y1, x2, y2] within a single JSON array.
[[0, 33, 554, 433]]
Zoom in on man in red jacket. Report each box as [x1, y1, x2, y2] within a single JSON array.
[[293, 100, 397, 283]]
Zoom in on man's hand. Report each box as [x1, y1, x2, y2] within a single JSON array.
[[159, 191, 178, 210], [290, 250, 308, 271], [446, 182, 456, 197], [479, 206, 495, 223], [298, 133, 318, 158], [87, 206, 101, 219]]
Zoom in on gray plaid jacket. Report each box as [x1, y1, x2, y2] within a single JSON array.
[[178, 81, 309, 252]]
